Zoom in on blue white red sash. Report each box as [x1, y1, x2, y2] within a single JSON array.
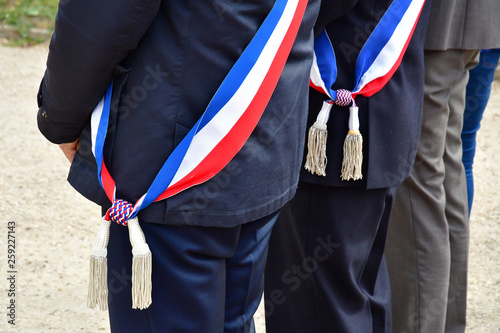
[[305, 0, 426, 180], [91, 0, 307, 219], [87, 0, 308, 311]]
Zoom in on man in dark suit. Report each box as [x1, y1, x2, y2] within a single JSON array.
[[264, 0, 432, 332], [385, 1, 500, 332], [36, 0, 320, 331]]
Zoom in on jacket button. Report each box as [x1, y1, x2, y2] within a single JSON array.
[[41, 109, 47, 118]]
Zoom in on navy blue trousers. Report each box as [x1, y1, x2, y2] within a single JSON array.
[[106, 212, 277, 332], [264, 183, 396, 333]]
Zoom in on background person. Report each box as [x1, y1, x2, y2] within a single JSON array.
[[264, 0, 432, 332], [385, 2, 500, 332]]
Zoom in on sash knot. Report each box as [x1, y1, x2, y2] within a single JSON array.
[[109, 199, 134, 226], [334, 89, 353, 107]]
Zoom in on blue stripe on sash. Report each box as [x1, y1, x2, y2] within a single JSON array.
[[314, 31, 337, 99], [95, 83, 113, 189]]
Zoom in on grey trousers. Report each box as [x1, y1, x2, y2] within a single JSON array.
[[385, 49, 479, 333]]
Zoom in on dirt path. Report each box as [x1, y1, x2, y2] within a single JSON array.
[[0, 43, 498, 332]]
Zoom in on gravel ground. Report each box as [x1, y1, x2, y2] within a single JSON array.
[[0, 42, 498, 333]]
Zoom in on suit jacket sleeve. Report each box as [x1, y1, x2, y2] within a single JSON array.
[[37, 0, 161, 144]]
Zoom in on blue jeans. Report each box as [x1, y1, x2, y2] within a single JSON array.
[[462, 49, 500, 215]]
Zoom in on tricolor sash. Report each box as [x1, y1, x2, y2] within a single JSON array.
[[87, 0, 308, 311], [305, 0, 426, 180]]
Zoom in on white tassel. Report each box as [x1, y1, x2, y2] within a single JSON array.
[[127, 217, 152, 309], [304, 101, 333, 176], [341, 106, 363, 181], [88, 217, 111, 311]]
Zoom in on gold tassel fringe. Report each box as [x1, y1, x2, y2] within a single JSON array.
[[87, 255, 108, 311], [132, 251, 152, 309], [304, 122, 328, 176], [87, 218, 111, 311], [341, 130, 363, 181], [128, 217, 152, 309]]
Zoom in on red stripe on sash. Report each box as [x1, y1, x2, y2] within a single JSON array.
[[101, 163, 115, 202]]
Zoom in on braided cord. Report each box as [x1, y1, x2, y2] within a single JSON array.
[[108, 199, 134, 226]]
